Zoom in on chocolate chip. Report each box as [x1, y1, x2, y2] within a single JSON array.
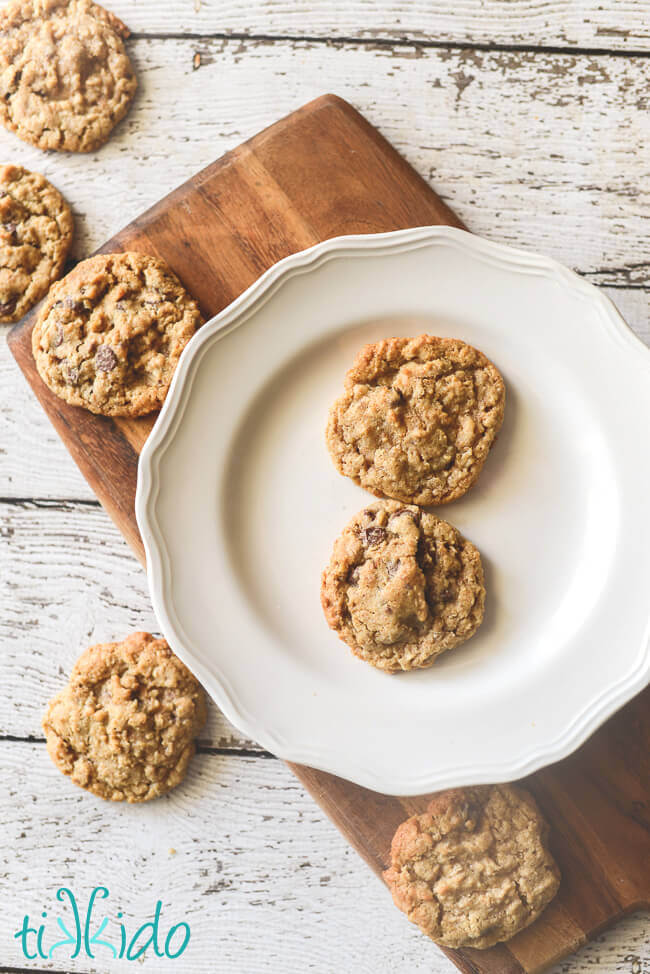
[[348, 566, 361, 586], [386, 559, 400, 577], [360, 526, 387, 547], [2, 221, 17, 242], [63, 296, 82, 311], [65, 363, 79, 384], [51, 324, 64, 348], [95, 345, 118, 372], [0, 297, 16, 315]]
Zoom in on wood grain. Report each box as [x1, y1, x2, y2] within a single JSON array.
[[102, 0, 650, 53], [0, 741, 436, 972], [6, 95, 650, 974]]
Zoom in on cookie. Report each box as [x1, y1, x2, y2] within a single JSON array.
[[383, 785, 560, 949], [0, 164, 73, 322], [321, 500, 485, 672], [0, 0, 137, 152], [326, 335, 505, 505], [32, 251, 204, 416], [43, 632, 207, 802]]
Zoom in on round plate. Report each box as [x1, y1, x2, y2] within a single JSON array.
[[136, 226, 650, 795]]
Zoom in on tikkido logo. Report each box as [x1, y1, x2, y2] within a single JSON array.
[[14, 887, 191, 961]]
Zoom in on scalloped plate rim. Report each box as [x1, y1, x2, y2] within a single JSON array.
[[135, 225, 650, 795]]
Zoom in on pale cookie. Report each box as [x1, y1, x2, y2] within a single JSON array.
[[326, 335, 505, 505], [32, 251, 204, 416], [0, 164, 73, 322], [43, 632, 207, 802], [321, 500, 485, 672], [384, 784, 560, 949], [0, 0, 137, 152]]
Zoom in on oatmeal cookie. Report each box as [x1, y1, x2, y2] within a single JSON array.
[[0, 164, 73, 322], [32, 251, 204, 416], [0, 0, 137, 152], [43, 632, 207, 802], [326, 335, 505, 505], [383, 785, 560, 949], [321, 500, 485, 672]]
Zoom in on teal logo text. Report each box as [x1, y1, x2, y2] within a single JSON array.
[[14, 887, 190, 961]]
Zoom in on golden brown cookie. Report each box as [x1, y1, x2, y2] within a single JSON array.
[[0, 164, 73, 322], [326, 335, 505, 505], [32, 251, 204, 416], [43, 632, 207, 802], [383, 785, 560, 949], [321, 500, 485, 672], [0, 0, 137, 152]]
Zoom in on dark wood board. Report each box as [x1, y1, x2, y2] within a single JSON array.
[[8, 94, 649, 974]]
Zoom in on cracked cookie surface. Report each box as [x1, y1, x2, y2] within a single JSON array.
[[383, 785, 560, 948], [0, 0, 137, 152], [321, 499, 485, 672], [32, 251, 203, 416], [0, 163, 73, 322], [326, 335, 505, 505], [43, 632, 207, 802]]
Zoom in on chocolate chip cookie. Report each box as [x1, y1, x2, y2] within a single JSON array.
[[0, 164, 73, 322], [384, 785, 560, 948], [32, 251, 204, 416], [326, 335, 505, 505], [43, 632, 207, 802], [321, 500, 485, 672], [0, 0, 137, 152]]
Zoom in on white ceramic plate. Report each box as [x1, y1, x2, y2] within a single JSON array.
[[136, 226, 650, 795]]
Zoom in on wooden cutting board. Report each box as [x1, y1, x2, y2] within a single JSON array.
[[8, 94, 649, 974]]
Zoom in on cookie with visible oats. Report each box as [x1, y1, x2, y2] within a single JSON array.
[[321, 499, 485, 672], [32, 251, 203, 416], [43, 632, 207, 803], [0, 0, 137, 152], [326, 335, 505, 505], [383, 784, 560, 949], [0, 164, 73, 322]]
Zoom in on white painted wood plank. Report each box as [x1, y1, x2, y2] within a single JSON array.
[[108, 1, 650, 53], [0, 39, 646, 284], [0, 742, 647, 973], [0, 497, 257, 749], [0, 741, 449, 973]]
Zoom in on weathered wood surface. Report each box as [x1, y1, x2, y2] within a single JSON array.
[[98, 1, 650, 52], [1, 38, 648, 285], [2, 3, 650, 971], [0, 741, 647, 974]]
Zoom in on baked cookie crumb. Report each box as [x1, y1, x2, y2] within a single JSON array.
[[43, 632, 207, 802], [0, 0, 137, 152], [326, 335, 505, 505], [383, 784, 560, 948], [32, 251, 203, 416], [321, 499, 485, 672], [0, 164, 73, 322]]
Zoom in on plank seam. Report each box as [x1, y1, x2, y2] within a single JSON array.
[[129, 30, 650, 59], [0, 497, 101, 509], [0, 735, 276, 759]]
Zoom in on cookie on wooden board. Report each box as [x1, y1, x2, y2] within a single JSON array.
[[32, 251, 204, 416], [383, 784, 561, 949], [321, 499, 485, 672], [0, 0, 137, 152], [43, 632, 207, 802], [0, 163, 73, 322], [326, 335, 505, 505]]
